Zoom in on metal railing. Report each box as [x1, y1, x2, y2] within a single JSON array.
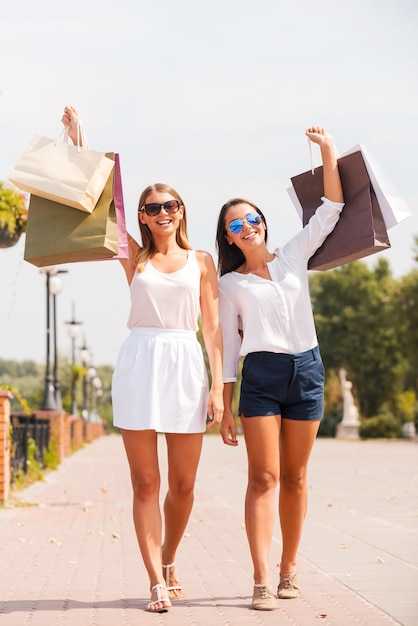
[[10, 414, 50, 480]]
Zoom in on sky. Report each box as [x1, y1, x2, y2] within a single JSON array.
[[1, 0, 417, 368]]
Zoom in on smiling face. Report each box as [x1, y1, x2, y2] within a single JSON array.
[[224, 202, 266, 250], [138, 190, 184, 235]]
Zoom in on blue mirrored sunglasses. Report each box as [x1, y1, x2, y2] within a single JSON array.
[[228, 212, 262, 235]]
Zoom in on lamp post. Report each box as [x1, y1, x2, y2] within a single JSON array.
[[91, 375, 102, 422], [87, 366, 97, 420], [39, 267, 58, 410], [49, 270, 67, 411], [80, 339, 90, 420], [65, 303, 82, 416]]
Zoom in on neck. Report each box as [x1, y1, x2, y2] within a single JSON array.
[[241, 248, 274, 273], [152, 234, 181, 255]]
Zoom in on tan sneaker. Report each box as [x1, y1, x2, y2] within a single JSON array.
[[252, 584, 279, 610], [277, 571, 299, 599]]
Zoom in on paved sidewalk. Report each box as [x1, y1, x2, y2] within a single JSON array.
[[0, 433, 417, 626]]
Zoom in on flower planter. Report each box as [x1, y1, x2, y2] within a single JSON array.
[[0, 224, 23, 248]]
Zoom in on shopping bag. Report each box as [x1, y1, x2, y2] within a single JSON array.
[[9, 122, 114, 213], [110, 153, 129, 260], [289, 143, 412, 229], [341, 144, 412, 228], [24, 153, 119, 267], [90, 152, 129, 261], [289, 150, 391, 271]]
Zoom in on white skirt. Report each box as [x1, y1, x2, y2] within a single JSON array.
[[112, 328, 209, 433]]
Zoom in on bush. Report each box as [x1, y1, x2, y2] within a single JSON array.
[[317, 413, 342, 437], [359, 414, 402, 439]]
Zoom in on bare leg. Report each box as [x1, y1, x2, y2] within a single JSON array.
[[162, 432, 203, 599], [278, 419, 320, 575], [240, 414, 280, 585], [121, 429, 170, 612]]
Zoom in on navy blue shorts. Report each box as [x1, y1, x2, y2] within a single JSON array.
[[239, 346, 324, 421]]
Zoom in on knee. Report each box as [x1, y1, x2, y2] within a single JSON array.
[[131, 472, 159, 501], [280, 472, 305, 495], [249, 470, 279, 494], [168, 477, 195, 502]]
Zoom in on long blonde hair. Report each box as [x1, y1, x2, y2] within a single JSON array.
[[135, 183, 192, 272]]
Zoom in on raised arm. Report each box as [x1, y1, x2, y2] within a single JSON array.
[[61, 104, 141, 283], [306, 126, 344, 203]]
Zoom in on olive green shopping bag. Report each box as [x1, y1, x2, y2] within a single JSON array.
[[24, 153, 119, 267]]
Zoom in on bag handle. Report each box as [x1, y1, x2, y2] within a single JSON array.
[[308, 137, 315, 175], [60, 116, 90, 151]]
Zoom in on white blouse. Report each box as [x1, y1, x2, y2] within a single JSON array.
[[219, 197, 344, 381]]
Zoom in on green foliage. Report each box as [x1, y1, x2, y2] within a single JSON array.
[[12, 437, 43, 490], [359, 414, 402, 439], [0, 357, 113, 421], [387, 391, 416, 423], [0, 181, 28, 234], [310, 259, 403, 417], [0, 359, 44, 412], [317, 413, 342, 437], [0, 384, 31, 414], [0, 360, 39, 378], [43, 439, 60, 470], [391, 269, 418, 393]]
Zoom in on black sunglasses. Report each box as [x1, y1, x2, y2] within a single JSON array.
[[139, 200, 181, 217]]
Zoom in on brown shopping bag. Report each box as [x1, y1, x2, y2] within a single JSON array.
[[9, 120, 114, 213], [289, 150, 391, 271], [24, 153, 119, 267]]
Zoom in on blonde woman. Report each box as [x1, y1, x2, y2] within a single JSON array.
[[62, 106, 224, 613]]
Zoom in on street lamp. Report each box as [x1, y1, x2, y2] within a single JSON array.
[[91, 375, 102, 422], [49, 271, 67, 410], [39, 267, 58, 410], [80, 339, 90, 420], [65, 303, 82, 416]]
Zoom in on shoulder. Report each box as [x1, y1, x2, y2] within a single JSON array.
[[195, 249, 214, 263], [194, 249, 216, 274], [219, 271, 240, 293]]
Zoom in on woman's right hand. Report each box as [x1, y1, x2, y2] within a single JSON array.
[[220, 411, 239, 447], [61, 105, 81, 145]]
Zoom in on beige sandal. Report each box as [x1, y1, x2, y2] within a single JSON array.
[[146, 584, 171, 613], [162, 562, 183, 599]]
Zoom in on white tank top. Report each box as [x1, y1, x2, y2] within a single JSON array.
[[127, 250, 201, 331]]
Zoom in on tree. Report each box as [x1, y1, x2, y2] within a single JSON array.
[[391, 267, 418, 394], [310, 259, 405, 417]]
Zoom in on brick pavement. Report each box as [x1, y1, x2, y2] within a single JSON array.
[[0, 433, 416, 626]]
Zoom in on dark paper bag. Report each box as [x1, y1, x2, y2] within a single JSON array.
[[290, 150, 391, 271], [24, 153, 119, 267]]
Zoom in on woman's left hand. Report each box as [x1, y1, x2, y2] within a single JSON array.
[[306, 126, 333, 147], [206, 388, 224, 428]]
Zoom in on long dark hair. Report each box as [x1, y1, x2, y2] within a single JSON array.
[[215, 198, 268, 276]]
